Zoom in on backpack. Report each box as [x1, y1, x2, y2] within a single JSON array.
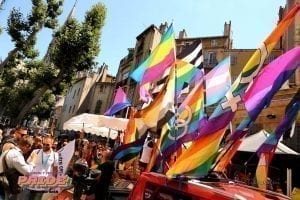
[[0, 150, 22, 194]]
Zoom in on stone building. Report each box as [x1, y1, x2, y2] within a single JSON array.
[[58, 64, 115, 130]]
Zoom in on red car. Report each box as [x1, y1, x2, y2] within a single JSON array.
[[128, 172, 290, 200]]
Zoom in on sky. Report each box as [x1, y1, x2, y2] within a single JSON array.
[[0, 0, 286, 76]]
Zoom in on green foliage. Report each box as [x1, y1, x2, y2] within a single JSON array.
[[29, 90, 56, 120], [0, 2, 107, 125], [51, 3, 106, 77]]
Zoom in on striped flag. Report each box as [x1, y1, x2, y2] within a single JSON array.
[[231, 46, 300, 141], [167, 5, 300, 178], [155, 79, 206, 165], [178, 40, 203, 69], [166, 127, 226, 178], [111, 134, 147, 162], [215, 47, 300, 172], [151, 39, 204, 99], [205, 56, 231, 106], [130, 24, 176, 85], [134, 67, 176, 135], [255, 90, 300, 189], [123, 107, 138, 144], [104, 87, 131, 116], [256, 89, 300, 157]]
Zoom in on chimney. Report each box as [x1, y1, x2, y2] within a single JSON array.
[[159, 22, 168, 34], [224, 21, 231, 37], [178, 29, 187, 39]]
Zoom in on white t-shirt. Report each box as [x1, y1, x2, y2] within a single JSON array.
[[27, 149, 58, 191], [140, 139, 153, 164]]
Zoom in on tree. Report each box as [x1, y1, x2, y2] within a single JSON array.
[[0, 2, 107, 126]]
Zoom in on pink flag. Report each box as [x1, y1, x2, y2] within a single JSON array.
[[105, 87, 131, 116]]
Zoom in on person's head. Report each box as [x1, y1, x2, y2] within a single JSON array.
[[33, 135, 43, 146], [42, 136, 54, 152], [101, 150, 112, 162], [18, 135, 33, 154], [52, 140, 58, 151], [14, 127, 28, 142]]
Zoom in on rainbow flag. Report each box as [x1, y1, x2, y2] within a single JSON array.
[[167, 5, 300, 177], [104, 87, 131, 116], [123, 107, 138, 144], [130, 24, 176, 85], [134, 66, 175, 135], [152, 39, 204, 100], [111, 133, 147, 162], [166, 128, 226, 178], [175, 59, 203, 97], [156, 79, 206, 163]]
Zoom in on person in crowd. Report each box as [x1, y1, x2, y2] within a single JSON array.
[[139, 134, 154, 172], [95, 150, 115, 200], [0, 135, 34, 200], [31, 136, 43, 150], [52, 140, 58, 152], [2, 127, 28, 152], [26, 135, 58, 200]]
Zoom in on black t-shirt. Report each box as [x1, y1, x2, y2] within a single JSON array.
[[95, 160, 115, 198]]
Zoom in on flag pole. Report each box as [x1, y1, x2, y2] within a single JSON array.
[[172, 21, 179, 162]]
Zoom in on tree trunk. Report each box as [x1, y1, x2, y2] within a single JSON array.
[[0, 48, 18, 71], [11, 85, 49, 126], [11, 75, 64, 126]]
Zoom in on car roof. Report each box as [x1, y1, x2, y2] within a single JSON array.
[[128, 172, 290, 200]]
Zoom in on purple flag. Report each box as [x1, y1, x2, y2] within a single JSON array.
[[243, 47, 300, 119], [105, 87, 131, 116]]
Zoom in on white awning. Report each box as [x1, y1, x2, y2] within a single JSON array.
[[238, 130, 299, 155], [63, 113, 128, 139]]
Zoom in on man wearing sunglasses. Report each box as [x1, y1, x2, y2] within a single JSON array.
[[26, 135, 58, 200], [1, 127, 28, 152]]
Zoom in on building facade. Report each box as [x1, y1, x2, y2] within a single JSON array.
[[58, 64, 115, 130]]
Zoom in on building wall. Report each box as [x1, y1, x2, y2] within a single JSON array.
[[57, 66, 112, 130], [90, 82, 115, 115], [58, 74, 96, 130]]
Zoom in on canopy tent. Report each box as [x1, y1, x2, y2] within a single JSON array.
[[63, 113, 128, 139], [238, 129, 299, 155]]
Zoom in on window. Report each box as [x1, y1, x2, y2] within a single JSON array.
[[137, 40, 144, 52], [231, 55, 237, 65], [95, 100, 102, 114], [100, 85, 104, 92], [122, 71, 129, 80], [211, 39, 218, 47], [72, 105, 75, 113], [208, 52, 217, 65], [68, 106, 72, 113], [77, 88, 81, 96], [73, 90, 76, 99]]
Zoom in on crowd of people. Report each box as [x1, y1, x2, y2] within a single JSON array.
[[0, 126, 135, 200]]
